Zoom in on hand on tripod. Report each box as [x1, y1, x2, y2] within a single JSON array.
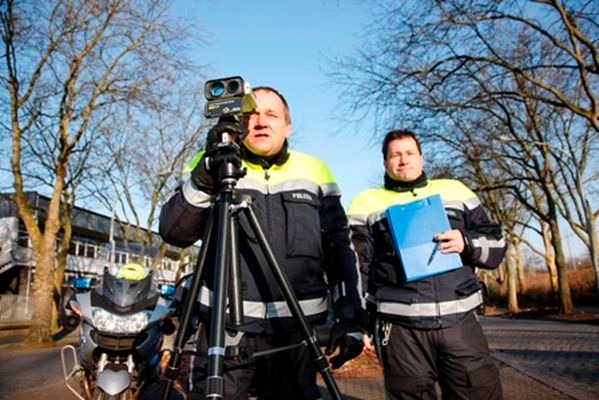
[[191, 118, 247, 194], [325, 298, 366, 369]]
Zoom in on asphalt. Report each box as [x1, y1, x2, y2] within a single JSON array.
[[1, 310, 598, 400]]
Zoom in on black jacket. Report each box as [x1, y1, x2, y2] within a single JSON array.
[[347, 177, 506, 329], [159, 149, 362, 333]]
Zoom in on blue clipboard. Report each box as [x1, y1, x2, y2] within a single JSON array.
[[385, 194, 462, 282]]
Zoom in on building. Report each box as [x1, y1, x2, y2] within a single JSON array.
[[0, 191, 194, 296]]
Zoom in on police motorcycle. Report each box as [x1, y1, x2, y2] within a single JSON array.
[[61, 264, 176, 400]]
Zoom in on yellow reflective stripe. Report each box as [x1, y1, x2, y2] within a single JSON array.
[[198, 286, 329, 318], [366, 291, 482, 317], [347, 180, 478, 218], [184, 150, 205, 173], [183, 149, 340, 196], [242, 150, 335, 183]]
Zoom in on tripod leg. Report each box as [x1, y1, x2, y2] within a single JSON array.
[[243, 205, 342, 400], [205, 193, 234, 399], [227, 214, 243, 327], [160, 211, 215, 400]]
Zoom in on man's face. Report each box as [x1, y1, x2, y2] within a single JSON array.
[[384, 137, 424, 182], [242, 89, 291, 157]]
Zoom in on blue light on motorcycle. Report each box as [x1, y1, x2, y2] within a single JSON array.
[[160, 284, 175, 297], [93, 308, 151, 333], [74, 277, 92, 290]]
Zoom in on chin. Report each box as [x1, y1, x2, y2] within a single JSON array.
[[254, 148, 271, 156]]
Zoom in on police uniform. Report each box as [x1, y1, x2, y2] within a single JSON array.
[[159, 146, 361, 399], [347, 174, 506, 400]]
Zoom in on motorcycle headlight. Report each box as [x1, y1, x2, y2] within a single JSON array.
[[92, 308, 150, 333]]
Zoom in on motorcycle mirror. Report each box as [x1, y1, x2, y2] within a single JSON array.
[[162, 318, 176, 336]]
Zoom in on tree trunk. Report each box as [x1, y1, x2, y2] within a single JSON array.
[[27, 236, 58, 344], [496, 262, 506, 284], [507, 246, 520, 314], [585, 205, 599, 297], [54, 199, 74, 332], [542, 221, 559, 294], [548, 218, 573, 314], [513, 237, 527, 294]]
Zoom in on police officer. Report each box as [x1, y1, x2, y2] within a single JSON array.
[[347, 129, 506, 400], [159, 86, 364, 399]]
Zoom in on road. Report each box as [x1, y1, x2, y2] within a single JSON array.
[[482, 316, 599, 400], [1, 315, 598, 400]]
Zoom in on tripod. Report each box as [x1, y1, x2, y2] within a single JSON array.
[[160, 142, 342, 400]]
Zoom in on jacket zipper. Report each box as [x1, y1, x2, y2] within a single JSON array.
[[263, 168, 272, 238]]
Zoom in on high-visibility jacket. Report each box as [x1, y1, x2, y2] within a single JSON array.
[[159, 149, 362, 333], [347, 178, 506, 329]]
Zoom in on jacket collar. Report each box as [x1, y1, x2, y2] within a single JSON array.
[[240, 140, 290, 169], [384, 172, 428, 193]]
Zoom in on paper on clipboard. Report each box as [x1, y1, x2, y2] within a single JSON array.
[[385, 194, 462, 282]]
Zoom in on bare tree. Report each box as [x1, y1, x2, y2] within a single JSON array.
[[85, 80, 210, 271], [330, 0, 598, 313], [1, 0, 203, 344]]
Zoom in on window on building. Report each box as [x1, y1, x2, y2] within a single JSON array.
[[114, 251, 128, 265], [17, 224, 29, 247], [161, 258, 177, 271], [68, 241, 77, 255], [85, 244, 96, 259], [68, 240, 100, 259]]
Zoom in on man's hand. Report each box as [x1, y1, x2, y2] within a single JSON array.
[[435, 229, 465, 254], [204, 118, 247, 153], [324, 298, 365, 369], [325, 323, 364, 369], [190, 119, 246, 193], [190, 154, 216, 193]]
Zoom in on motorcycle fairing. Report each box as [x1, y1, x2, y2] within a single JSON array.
[[97, 367, 131, 396], [99, 270, 155, 310]]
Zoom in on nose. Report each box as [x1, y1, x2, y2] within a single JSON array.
[[257, 112, 268, 126], [251, 112, 267, 129]]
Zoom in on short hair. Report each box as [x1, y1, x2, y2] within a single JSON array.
[[252, 86, 292, 125], [381, 129, 422, 159]]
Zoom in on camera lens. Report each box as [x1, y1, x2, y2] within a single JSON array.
[[226, 80, 240, 94], [209, 82, 226, 98]]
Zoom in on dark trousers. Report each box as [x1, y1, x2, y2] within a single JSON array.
[[187, 324, 321, 400], [377, 312, 503, 400]]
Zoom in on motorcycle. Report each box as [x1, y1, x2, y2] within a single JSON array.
[[61, 267, 176, 400]]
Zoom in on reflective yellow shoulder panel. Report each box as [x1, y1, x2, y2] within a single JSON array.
[[347, 179, 477, 217], [184, 151, 205, 174], [249, 150, 335, 185]]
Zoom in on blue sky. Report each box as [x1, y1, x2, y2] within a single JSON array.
[[171, 1, 588, 259], [174, 0, 383, 207]]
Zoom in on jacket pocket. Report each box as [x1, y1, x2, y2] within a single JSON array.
[[455, 277, 481, 296], [281, 191, 322, 258]]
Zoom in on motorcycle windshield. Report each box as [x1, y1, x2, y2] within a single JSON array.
[[100, 272, 154, 308]]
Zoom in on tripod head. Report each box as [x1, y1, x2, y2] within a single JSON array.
[[203, 116, 248, 189], [209, 142, 247, 189]]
